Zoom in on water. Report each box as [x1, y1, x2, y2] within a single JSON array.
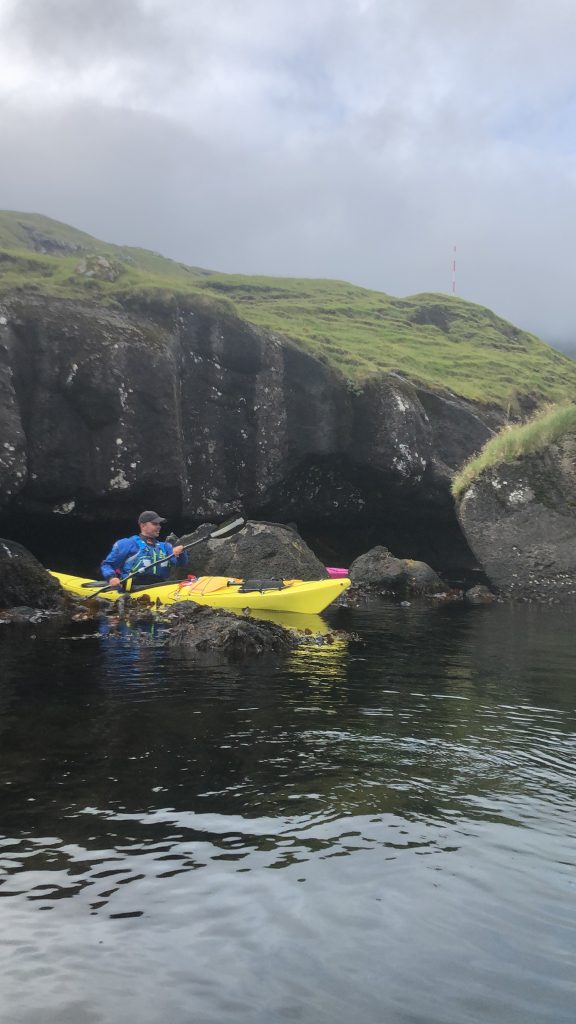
[[0, 601, 575, 1024]]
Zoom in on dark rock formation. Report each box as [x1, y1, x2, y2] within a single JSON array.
[[456, 435, 576, 600], [348, 545, 444, 597], [0, 294, 497, 573], [402, 559, 444, 594], [349, 546, 407, 591], [0, 538, 64, 609], [175, 520, 328, 581], [166, 604, 295, 658]]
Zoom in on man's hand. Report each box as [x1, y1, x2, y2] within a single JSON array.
[[108, 576, 122, 587], [172, 545, 184, 557]]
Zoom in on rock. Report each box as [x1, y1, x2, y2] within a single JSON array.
[[74, 255, 122, 281], [456, 435, 576, 600], [0, 606, 47, 624], [21, 226, 82, 256], [176, 520, 328, 581], [348, 545, 445, 600], [0, 295, 496, 574], [0, 539, 65, 610], [401, 558, 444, 594], [465, 585, 496, 604], [349, 546, 408, 591], [166, 604, 295, 658]]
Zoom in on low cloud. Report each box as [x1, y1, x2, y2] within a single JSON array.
[[1, 0, 575, 347]]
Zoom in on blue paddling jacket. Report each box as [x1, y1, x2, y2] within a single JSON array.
[[100, 535, 188, 583]]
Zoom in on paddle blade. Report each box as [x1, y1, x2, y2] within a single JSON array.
[[180, 515, 245, 553], [210, 516, 245, 539]]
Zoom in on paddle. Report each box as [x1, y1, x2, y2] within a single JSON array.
[[89, 515, 245, 597]]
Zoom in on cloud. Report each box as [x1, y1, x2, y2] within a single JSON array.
[[0, 0, 576, 347], [5, 0, 162, 63]]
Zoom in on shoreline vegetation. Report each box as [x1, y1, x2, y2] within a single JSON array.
[[452, 402, 576, 499], [1, 211, 576, 410]]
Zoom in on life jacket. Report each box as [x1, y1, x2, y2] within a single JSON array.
[[122, 536, 172, 578]]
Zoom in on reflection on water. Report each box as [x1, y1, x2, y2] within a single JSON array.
[[0, 602, 575, 1024]]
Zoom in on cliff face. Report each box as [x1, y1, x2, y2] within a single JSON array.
[[456, 436, 576, 600], [0, 295, 497, 568]]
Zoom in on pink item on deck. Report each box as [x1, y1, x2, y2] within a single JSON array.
[[326, 567, 349, 578]]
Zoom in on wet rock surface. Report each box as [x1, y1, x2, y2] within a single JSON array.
[[165, 604, 312, 659], [0, 605, 63, 624], [457, 436, 576, 600], [0, 538, 65, 610]]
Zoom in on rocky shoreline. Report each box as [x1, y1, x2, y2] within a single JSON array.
[[10, 466, 576, 633], [0, 523, 500, 659]]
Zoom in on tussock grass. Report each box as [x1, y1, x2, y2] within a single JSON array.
[[452, 403, 576, 499]]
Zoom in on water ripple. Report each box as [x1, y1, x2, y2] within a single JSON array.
[[0, 603, 575, 1023]]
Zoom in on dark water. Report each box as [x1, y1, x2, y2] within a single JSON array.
[[0, 602, 575, 1024]]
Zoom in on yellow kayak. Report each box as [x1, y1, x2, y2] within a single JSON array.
[[51, 571, 351, 615]]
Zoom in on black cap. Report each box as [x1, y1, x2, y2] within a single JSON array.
[[138, 510, 167, 525]]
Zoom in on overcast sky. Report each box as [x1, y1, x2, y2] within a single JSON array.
[[1, 0, 576, 347]]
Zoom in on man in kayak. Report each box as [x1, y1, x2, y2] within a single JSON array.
[[101, 510, 188, 589]]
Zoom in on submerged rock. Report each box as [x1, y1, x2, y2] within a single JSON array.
[[0, 539, 64, 610], [166, 604, 296, 659]]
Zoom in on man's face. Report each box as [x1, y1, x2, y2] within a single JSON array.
[[140, 520, 162, 540]]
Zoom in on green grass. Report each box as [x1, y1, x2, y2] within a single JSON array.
[[2, 210, 576, 409], [452, 403, 576, 499]]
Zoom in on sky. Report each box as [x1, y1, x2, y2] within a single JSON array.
[[1, 0, 576, 348]]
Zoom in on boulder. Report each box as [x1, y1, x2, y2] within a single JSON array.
[[175, 520, 328, 581], [349, 546, 408, 591], [456, 435, 576, 600], [74, 255, 122, 282], [166, 604, 295, 658], [0, 538, 65, 609], [402, 558, 444, 594], [348, 545, 445, 598]]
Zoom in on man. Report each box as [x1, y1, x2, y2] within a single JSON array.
[[101, 511, 188, 588]]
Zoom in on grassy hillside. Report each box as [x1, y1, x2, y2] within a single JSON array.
[[1, 210, 575, 409], [452, 403, 576, 498]]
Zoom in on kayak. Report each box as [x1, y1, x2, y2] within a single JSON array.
[[50, 571, 351, 615]]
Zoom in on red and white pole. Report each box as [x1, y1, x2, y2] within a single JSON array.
[[452, 245, 457, 294]]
